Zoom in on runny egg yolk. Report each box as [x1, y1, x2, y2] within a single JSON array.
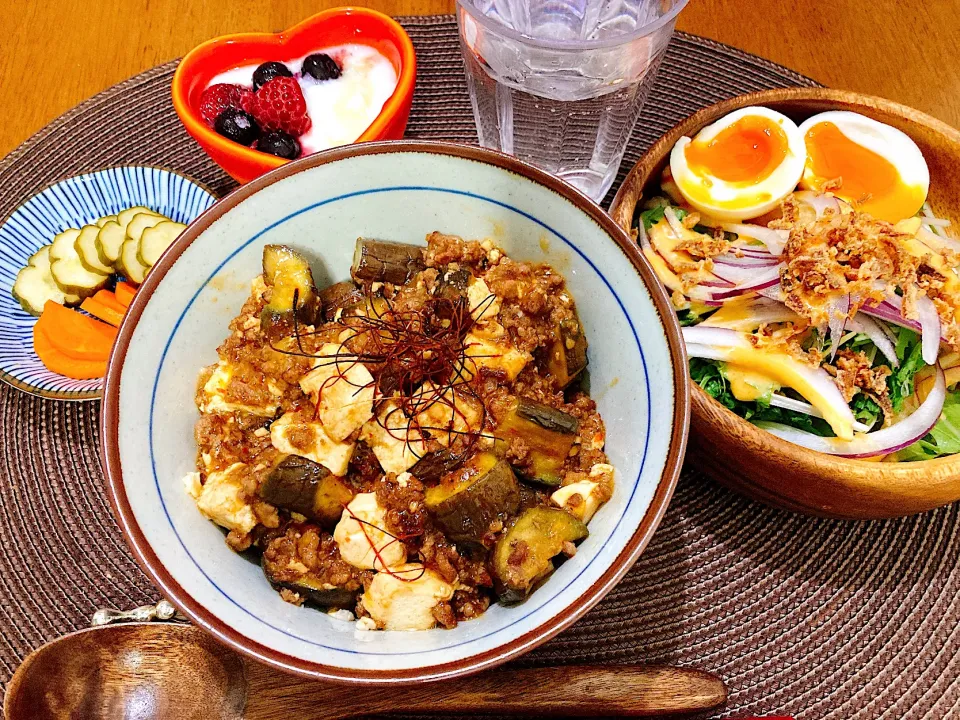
[[804, 121, 924, 223], [684, 115, 790, 185]]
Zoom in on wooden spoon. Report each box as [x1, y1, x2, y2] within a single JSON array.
[[4, 623, 726, 719]]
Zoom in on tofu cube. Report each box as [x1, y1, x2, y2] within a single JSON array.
[[270, 411, 355, 476], [333, 492, 406, 570], [194, 463, 257, 533], [363, 564, 455, 631], [412, 382, 484, 447], [466, 277, 501, 324], [200, 361, 280, 416], [299, 343, 375, 442], [359, 400, 427, 474], [461, 322, 530, 381], [551, 481, 604, 524]]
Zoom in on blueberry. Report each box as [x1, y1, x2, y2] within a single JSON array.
[[214, 108, 260, 145], [256, 131, 301, 159], [301, 53, 341, 81], [252, 61, 293, 90]]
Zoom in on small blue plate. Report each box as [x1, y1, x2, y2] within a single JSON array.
[[0, 166, 216, 401]]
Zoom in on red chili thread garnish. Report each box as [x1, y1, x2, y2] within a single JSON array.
[[269, 285, 507, 460]]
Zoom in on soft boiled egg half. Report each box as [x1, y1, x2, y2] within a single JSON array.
[[670, 107, 806, 221], [798, 111, 929, 223]]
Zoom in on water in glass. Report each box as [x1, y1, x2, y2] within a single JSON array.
[[457, 0, 687, 201]]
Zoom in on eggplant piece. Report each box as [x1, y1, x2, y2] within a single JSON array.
[[262, 556, 359, 608], [425, 452, 520, 545], [318, 280, 364, 322], [492, 507, 588, 603], [258, 456, 355, 527], [409, 448, 463, 484], [545, 311, 589, 388], [494, 398, 579, 486], [352, 238, 424, 285], [437, 268, 472, 301], [517, 482, 548, 512], [260, 245, 319, 337]]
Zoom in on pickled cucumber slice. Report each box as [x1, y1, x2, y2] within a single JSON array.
[[48, 228, 109, 297], [50, 254, 109, 298], [117, 237, 149, 284], [26, 245, 51, 268], [125, 213, 167, 246], [95, 220, 126, 267], [95, 214, 117, 228], [116, 206, 161, 229], [11, 245, 79, 315], [49, 229, 82, 263], [74, 224, 113, 274], [137, 220, 185, 267]]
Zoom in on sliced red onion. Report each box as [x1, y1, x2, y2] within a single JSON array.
[[729, 242, 774, 257], [700, 298, 800, 331], [637, 219, 650, 250], [721, 223, 787, 255], [917, 225, 960, 254], [769, 394, 873, 434], [793, 190, 841, 218], [846, 314, 899, 368], [709, 263, 778, 285], [685, 341, 731, 361], [756, 367, 946, 458], [713, 253, 781, 268], [686, 286, 726, 302], [758, 284, 787, 303], [698, 279, 735, 288], [709, 264, 784, 300], [682, 326, 753, 349], [917, 295, 941, 364], [826, 295, 850, 361], [711, 278, 781, 301], [859, 301, 922, 334], [664, 206, 686, 237], [921, 202, 951, 239], [880, 292, 941, 363]]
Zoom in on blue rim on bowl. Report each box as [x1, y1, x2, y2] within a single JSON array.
[[0, 166, 217, 401], [101, 140, 690, 683]]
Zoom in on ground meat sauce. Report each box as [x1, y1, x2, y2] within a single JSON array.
[[188, 233, 613, 631]]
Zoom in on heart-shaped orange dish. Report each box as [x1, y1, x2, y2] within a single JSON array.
[[172, 7, 416, 183]]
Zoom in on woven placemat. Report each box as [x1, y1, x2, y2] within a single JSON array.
[[0, 17, 957, 719]]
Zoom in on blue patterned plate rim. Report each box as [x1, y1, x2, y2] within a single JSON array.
[[0, 165, 218, 402]]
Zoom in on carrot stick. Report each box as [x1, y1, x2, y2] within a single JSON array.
[[92, 290, 127, 314], [114, 281, 137, 307], [81, 297, 125, 328], [36, 300, 116, 361], [33, 324, 106, 379]]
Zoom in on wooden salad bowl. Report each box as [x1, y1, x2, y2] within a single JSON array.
[[610, 87, 960, 519]]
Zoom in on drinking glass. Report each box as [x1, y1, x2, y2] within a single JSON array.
[[457, 0, 689, 202]]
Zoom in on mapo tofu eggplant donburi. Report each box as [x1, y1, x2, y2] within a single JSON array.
[[185, 231, 615, 631]]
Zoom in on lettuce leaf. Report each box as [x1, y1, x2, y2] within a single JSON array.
[[850, 393, 882, 431], [638, 205, 665, 231], [896, 391, 960, 461], [888, 327, 925, 412]]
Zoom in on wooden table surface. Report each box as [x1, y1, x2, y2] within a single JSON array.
[[1, 0, 958, 158]]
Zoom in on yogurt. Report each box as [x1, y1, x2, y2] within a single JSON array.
[[207, 45, 399, 155]]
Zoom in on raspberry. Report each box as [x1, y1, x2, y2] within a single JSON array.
[[199, 84, 252, 127], [246, 77, 311, 137]]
